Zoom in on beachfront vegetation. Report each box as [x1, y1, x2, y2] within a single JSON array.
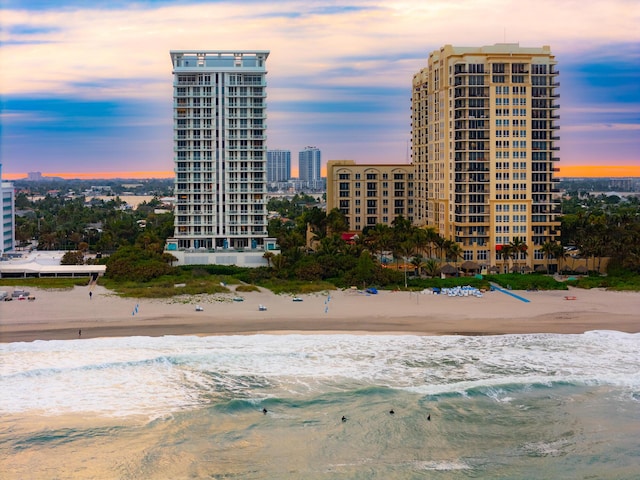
[[0, 277, 88, 290], [15, 191, 173, 253], [7, 185, 640, 294], [560, 193, 640, 273]]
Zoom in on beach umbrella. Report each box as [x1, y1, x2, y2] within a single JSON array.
[[535, 265, 547, 273], [440, 264, 458, 275], [510, 265, 520, 273], [488, 265, 499, 273], [522, 265, 532, 272], [575, 265, 588, 274], [461, 260, 480, 271]]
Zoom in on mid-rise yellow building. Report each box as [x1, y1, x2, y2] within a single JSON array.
[[326, 160, 415, 231]]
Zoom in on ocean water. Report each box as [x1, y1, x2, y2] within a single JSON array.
[[1, 332, 639, 479]]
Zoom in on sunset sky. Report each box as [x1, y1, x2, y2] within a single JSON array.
[[1, 0, 639, 180]]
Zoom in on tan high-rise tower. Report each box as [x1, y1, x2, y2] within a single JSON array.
[[411, 44, 561, 271]]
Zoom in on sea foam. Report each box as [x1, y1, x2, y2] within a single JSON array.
[[1, 332, 638, 417]]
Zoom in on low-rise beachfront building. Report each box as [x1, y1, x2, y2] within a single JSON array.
[[326, 160, 415, 231]]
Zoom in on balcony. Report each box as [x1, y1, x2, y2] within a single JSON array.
[[175, 168, 214, 175], [227, 166, 266, 173]]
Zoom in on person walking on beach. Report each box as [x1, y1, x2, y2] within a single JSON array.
[[78, 329, 82, 337], [89, 291, 92, 300]]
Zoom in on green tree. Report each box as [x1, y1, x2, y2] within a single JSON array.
[[540, 241, 557, 274], [509, 237, 528, 273], [325, 208, 349, 235], [423, 258, 440, 277], [61, 250, 84, 265], [410, 255, 426, 276], [353, 250, 376, 288]]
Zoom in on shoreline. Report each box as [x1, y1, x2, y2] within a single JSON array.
[[1, 285, 639, 343]]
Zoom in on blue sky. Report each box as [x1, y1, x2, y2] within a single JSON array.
[[1, 0, 639, 178]]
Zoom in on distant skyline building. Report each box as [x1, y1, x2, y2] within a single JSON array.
[[1, 164, 16, 254], [298, 146, 321, 182], [165, 50, 277, 266], [267, 149, 291, 182]]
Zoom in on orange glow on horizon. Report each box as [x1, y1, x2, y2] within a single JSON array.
[[557, 165, 640, 178], [2, 166, 639, 181], [2, 171, 175, 181]]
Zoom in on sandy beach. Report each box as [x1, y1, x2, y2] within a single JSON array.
[[1, 284, 639, 342]]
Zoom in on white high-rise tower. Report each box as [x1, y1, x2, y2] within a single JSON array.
[[1, 164, 16, 254], [166, 50, 278, 266]]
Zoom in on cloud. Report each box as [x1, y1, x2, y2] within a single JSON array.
[[1, 0, 639, 173], [562, 123, 640, 132], [2, 1, 639, 98]]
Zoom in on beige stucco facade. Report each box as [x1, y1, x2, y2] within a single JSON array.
[[326, 160, 415, 231], [412, 43, 561, 270], [326, 44, 562, 272]]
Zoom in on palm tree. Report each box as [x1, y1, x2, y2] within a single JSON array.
[[365, 224, 393, 262], [411, 228, 429, 258], [498, 244, 513, 273], [509, 237, 528, 273], [434, 236, 448, 262], [391, 216, 412, 240], [423, 258, 440, 277], [263, 251, 275, 268], [271, 254, 287, 274], [423, 227, 439, 259], [410, 255, 426, 277], [445, 241, 463, 270], [398, 240, 415, 288], [551, 243, 567, 274], [540, 241, 556, 274], [325, 208, 349, 236]]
